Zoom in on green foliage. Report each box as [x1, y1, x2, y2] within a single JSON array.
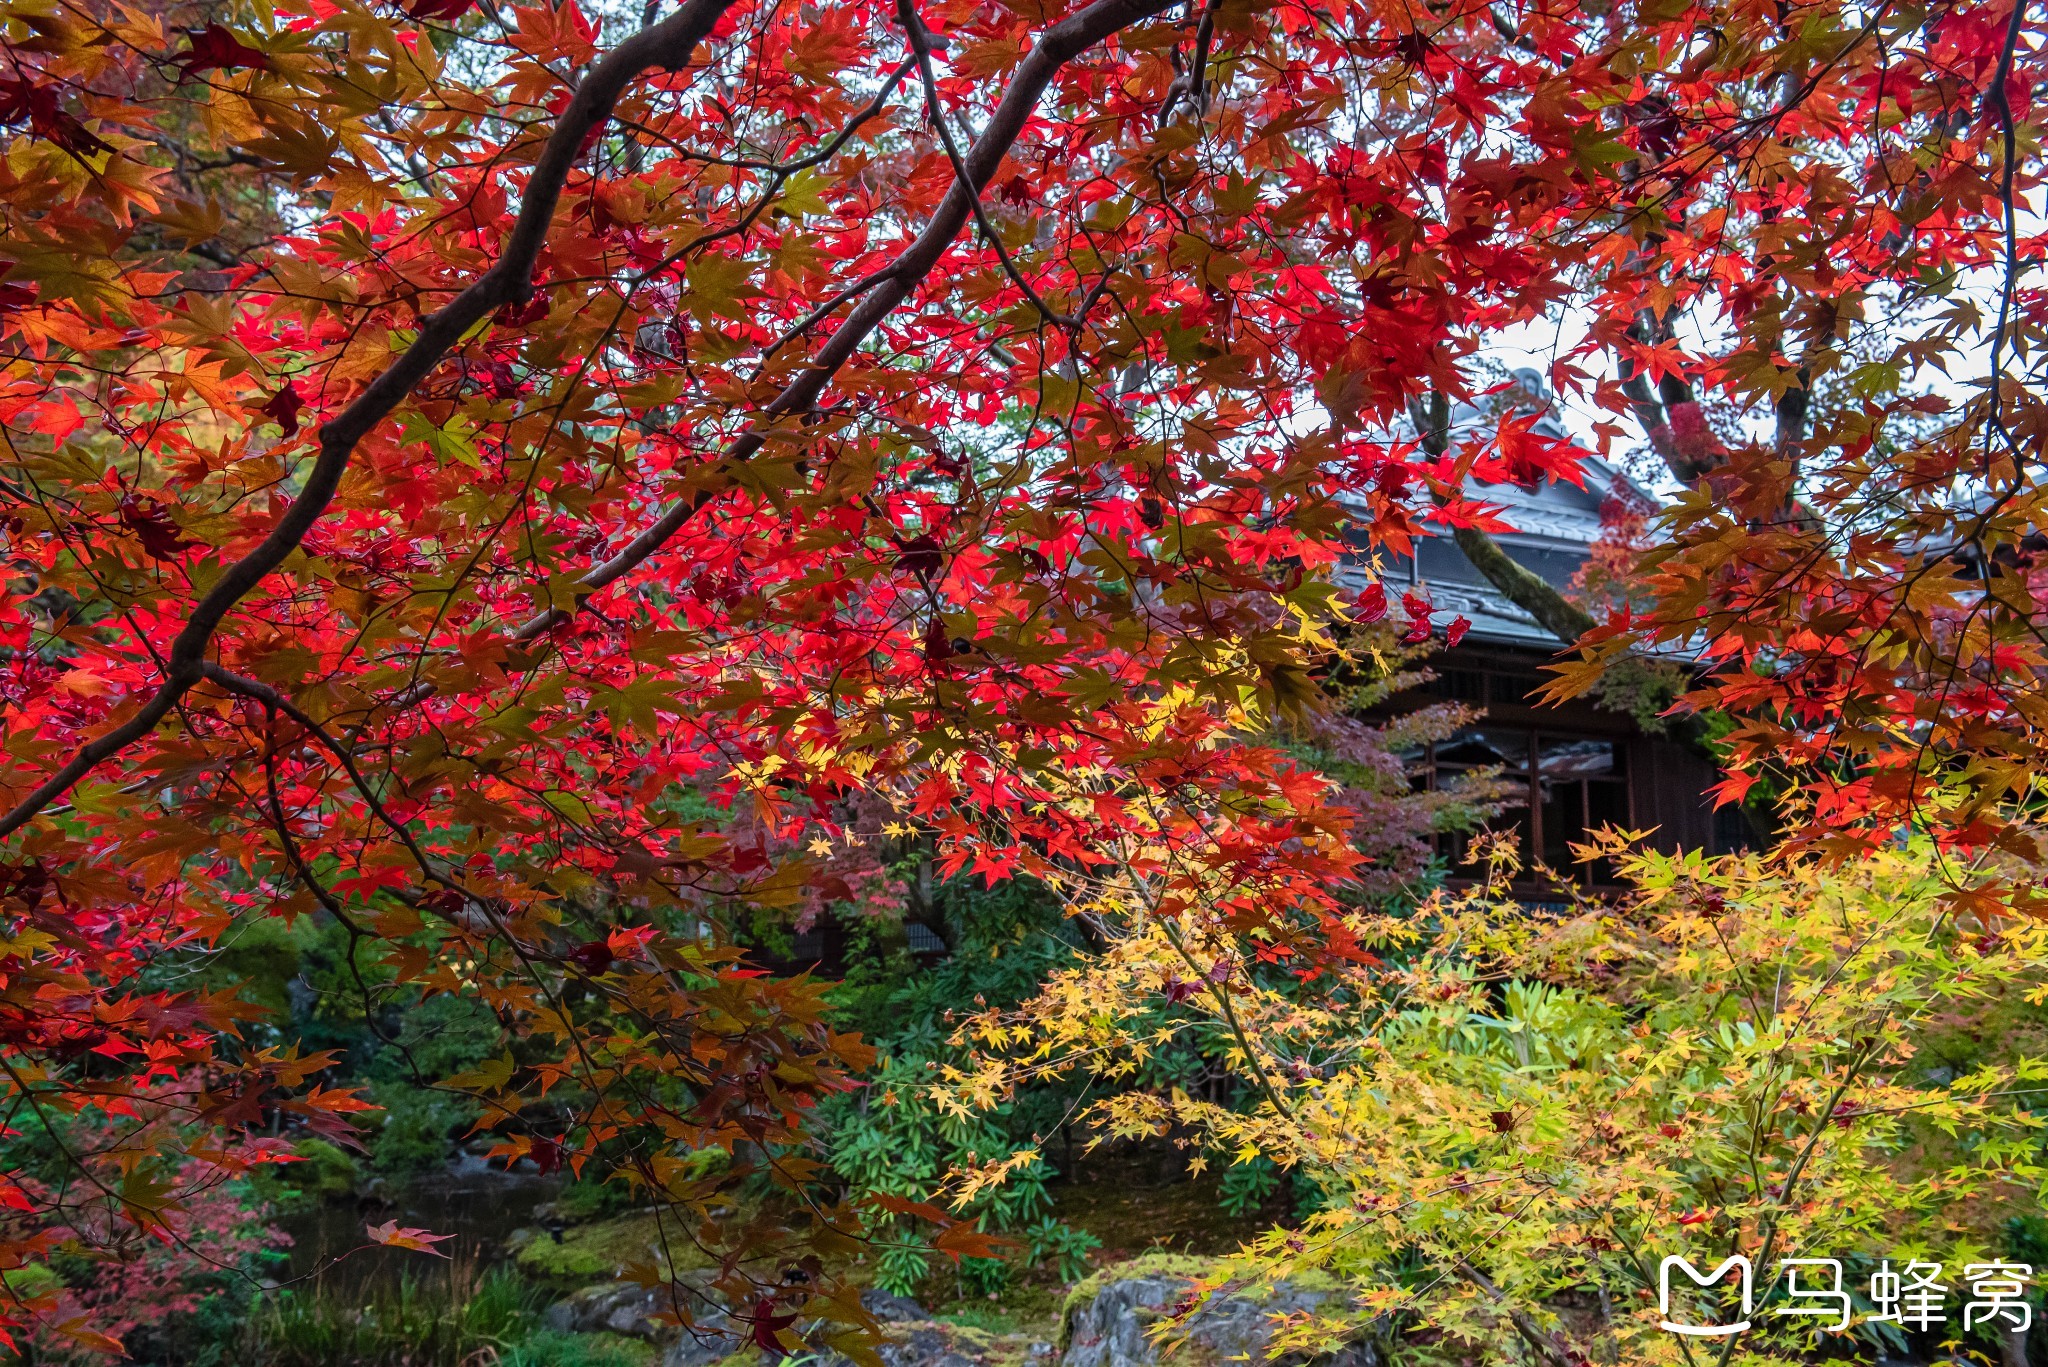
[[873, 1239, 934, 1300], [1215, 1157, 1279, 1217], [552, 1171, 640, 1222], [197, 913, 327, 1022], [499, 1330, 658, 1367], [248, 1137, 360, 1213], [2007, 1213, 2048, 1267], [250, 1265, 542, 1367], [959, 1255, 1011, 1298], [371, 992, 503, 1083], [823, 878, 1100, 1293], [1021, 1218, 1101, 1284], [367, 1085, 478, 1175]]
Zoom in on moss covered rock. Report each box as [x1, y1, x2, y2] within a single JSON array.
[[1057, 1255, 1371, 1367], [807, 1317, 1050, 1367], [517, 1213, 712, 1282]]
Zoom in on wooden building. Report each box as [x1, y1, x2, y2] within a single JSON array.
[[1342, 372, 1759, 897]]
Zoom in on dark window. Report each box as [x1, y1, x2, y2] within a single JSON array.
[[1411, 726, 1628, 887], [905, 922, 948, 955], [1435, 670, 1488, 704], [1712, 803, 1757, 855]]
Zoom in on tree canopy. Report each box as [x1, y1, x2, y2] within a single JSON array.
[[0, 0, 2039, 1353]]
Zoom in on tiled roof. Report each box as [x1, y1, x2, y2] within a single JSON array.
[[1335, 369, 1656, 649]]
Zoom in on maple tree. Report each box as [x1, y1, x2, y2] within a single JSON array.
[[954, 835, 2048, 1365], [0, 0, 2037, 1353]]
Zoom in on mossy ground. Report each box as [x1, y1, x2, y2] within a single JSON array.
[[1049, 1148, 1268, 1266], [514, 1211, 717, 1283]]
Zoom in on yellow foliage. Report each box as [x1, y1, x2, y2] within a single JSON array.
[[942, 836, 2048, 1364]]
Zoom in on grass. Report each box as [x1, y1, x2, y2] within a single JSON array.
[[499, 1329, 658, 1367], [251, 1259, 544, 1367]]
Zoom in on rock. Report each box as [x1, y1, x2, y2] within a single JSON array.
[[656, 1280, 742, 1367], [868, 1322, 985, 1367], [861, 1289, 932, 1323], [1059, 1255, 1376, 1367], [550, 1280, 733, 1348], [814, 1317, 1035, 1367], [662, 1317, 744, 1367]]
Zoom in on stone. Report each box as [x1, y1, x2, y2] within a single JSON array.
[[1059, 1256, 1376, 1367], [809, 1317, 1041, 1367], [548, 1278, 738, 1355], [662, 1317, 745, 1367], [862, 1289, 933, 1323]]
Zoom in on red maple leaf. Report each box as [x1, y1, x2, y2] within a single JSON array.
[[528, 1135, 562, 1175], [1400, 591, 1433, 644], [0, 77, 112, 162], [896, 533, 943, 580], [177, 25, 273, 80], [118, 496, 194, 560], [746, 1299, 799, 1352], [565, 939, 614, 976], [408, 0, 478, 18], [259, 382, 304, 435]]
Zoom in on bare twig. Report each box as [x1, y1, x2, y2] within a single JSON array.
[[896, 0, 1079, 328]]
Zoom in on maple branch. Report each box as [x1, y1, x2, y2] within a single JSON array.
[[202, 665, 453, 894], [1617, 309, 1725, 484], [1448, 524, 1595, 643], [1156, 0, 1220, 125], [896, 0, 1080, 329], [504, 0, 1176, 643], [1453, 1258, 1577, 1367], [1407, 391, 1723, 756], [1407, 392, 1595, 644], [1774, 364, 1811, 455], [1984, 0, 2029, 466], [677, 58, 915, 172], [755, 264, 902, 369], [0, 0, 743, 841]]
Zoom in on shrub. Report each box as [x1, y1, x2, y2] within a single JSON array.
[[367, 1084, 478, 1175], [974, 839, 2048, 1366], [8, 1114, 287, 1363], [249, 1137, 360, 1213], [1022, 1217, 1102, 1283]]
